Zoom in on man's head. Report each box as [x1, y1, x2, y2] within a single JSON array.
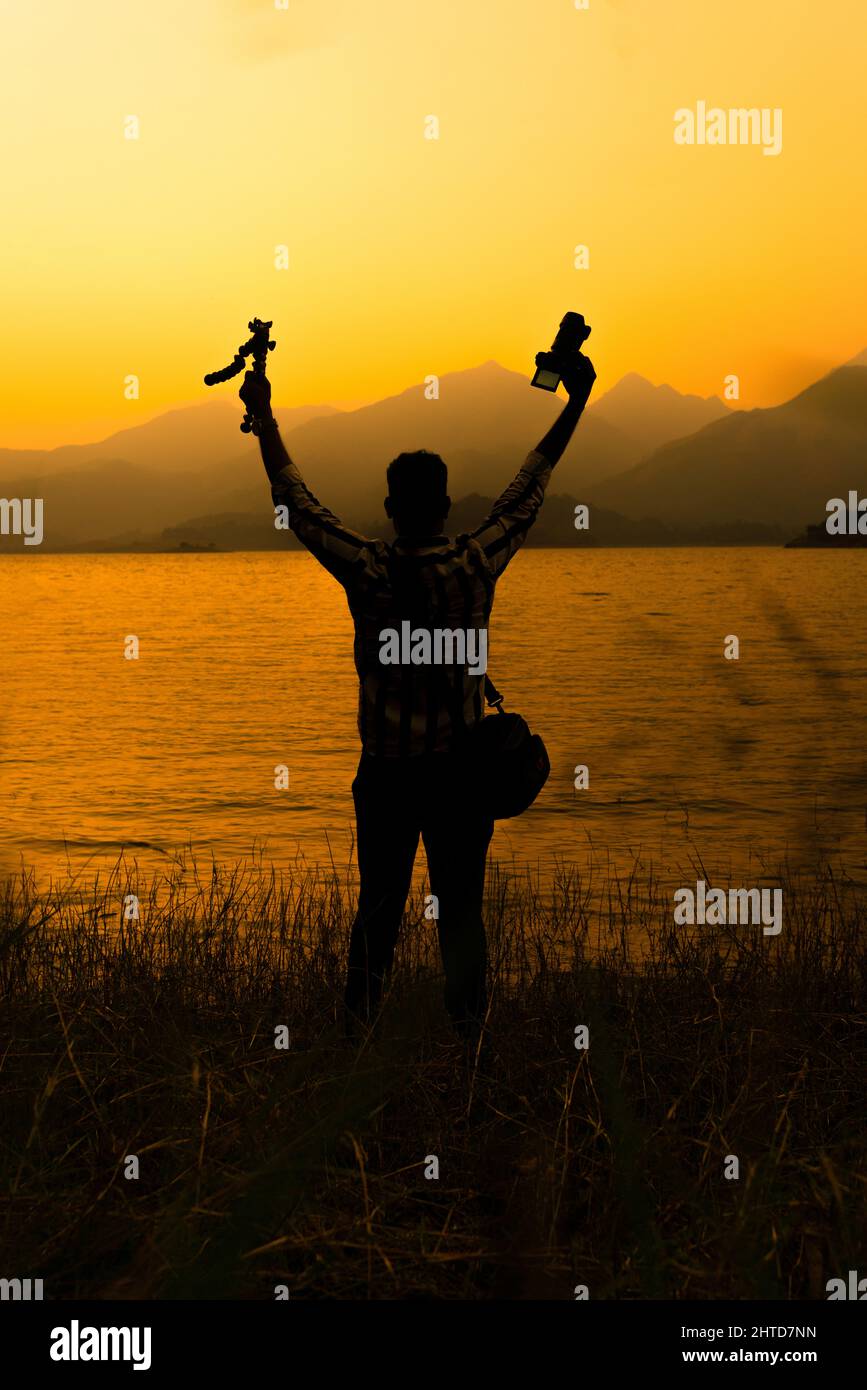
[[384, 450, 451, 540]]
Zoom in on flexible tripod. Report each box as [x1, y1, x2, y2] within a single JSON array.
[[204, 318, 276, 433]]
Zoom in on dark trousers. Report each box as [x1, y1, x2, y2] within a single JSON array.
[[344, 751, 494, 1031]]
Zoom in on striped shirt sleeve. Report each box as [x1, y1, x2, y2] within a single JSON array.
[[470, 449, 554, 578], [270, 457, 376, 587]]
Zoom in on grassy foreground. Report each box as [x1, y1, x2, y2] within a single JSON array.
[[0, 855, 864, 1301]]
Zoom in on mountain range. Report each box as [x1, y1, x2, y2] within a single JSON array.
[[591, 364, 867, 531], [1, 352, 864, 549]]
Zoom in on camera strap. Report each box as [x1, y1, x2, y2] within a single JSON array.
[[484, 675, 505, 712]]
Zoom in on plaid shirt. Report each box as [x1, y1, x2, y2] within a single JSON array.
[[270, 447, 554, 757]]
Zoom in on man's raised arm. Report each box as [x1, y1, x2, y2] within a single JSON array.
[[240, 370, 376, 587], [471, 353, 596, 578]]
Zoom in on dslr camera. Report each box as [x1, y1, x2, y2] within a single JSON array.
[[531, 312, 591, 392]]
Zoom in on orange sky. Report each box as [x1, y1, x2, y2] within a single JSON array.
[[1, 0, 865, 449]]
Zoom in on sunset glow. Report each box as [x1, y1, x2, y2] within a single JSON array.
[[1, 0, 864, 448]]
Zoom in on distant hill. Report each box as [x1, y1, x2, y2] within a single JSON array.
[[590, 364, 867, 533], [0, 402, 340, 548], [445, 495, 782, 547], [786, 516, 867, 547], [588, 372, 729, 453], [54, 495, 785, 553], [0, 401, 337, 477], [3, 352, 865, 549]]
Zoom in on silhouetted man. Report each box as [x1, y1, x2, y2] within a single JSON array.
[[241, 352, 596, 1038]]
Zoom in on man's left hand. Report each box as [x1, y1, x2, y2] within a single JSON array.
[[560, 353, 596, 403], [240, 370, 273, 421]]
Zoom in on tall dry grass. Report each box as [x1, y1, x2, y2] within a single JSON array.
[[0, 853, 864, 1299]]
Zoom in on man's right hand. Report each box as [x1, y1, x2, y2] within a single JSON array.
[[560, 352, 596, 404]]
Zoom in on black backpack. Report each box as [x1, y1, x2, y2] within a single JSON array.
[[466, 676, 551, 820]]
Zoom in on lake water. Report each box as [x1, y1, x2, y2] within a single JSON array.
[[2, 549, 866, 893]]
